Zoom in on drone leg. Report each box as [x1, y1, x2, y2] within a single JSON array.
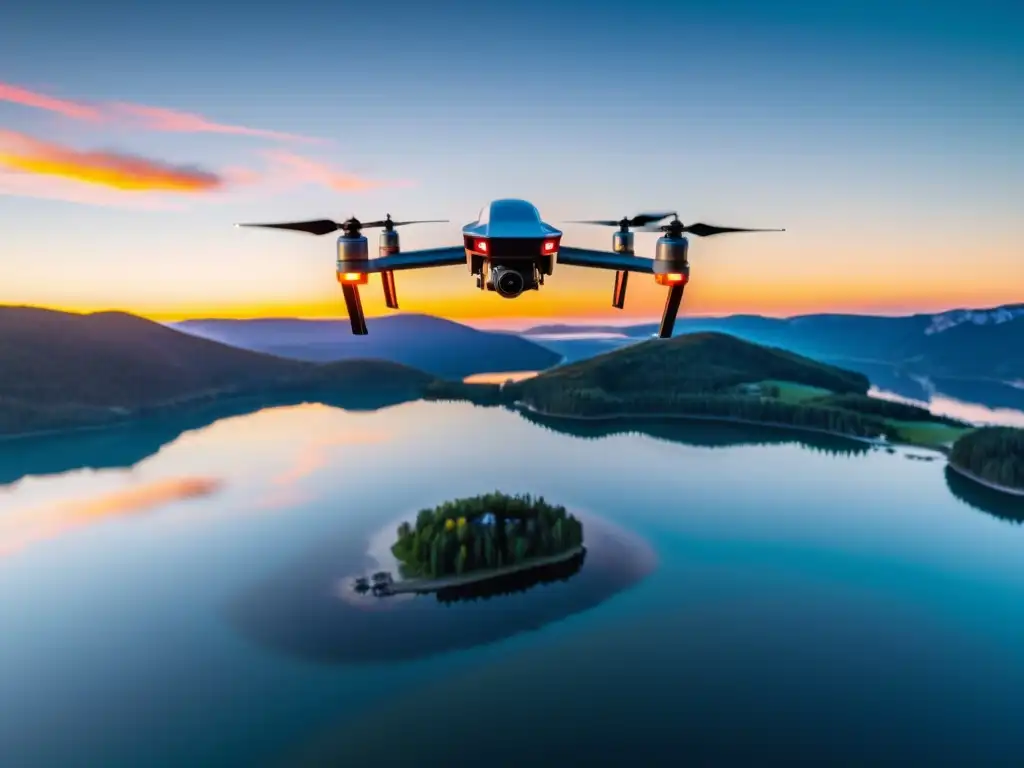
[[382, 270, 399, 309], [612, 270, 629, 309], [341, 284, 368, 335], [658, 284, 685, 338]]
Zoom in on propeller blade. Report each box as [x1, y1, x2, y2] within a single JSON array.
[[362, 218, 449, 229], [235, 219, 342, 236], [629, 212, 677, 227], [683, 223, 786, 237], [567, 212, 677, 228], [567, 219, 623, 227]]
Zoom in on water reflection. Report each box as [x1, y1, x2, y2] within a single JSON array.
[[0, 476, 222, 558], [517, 408, 872, 456], [227, 514, 655, 664], [462, 370, 539, 384], [944, 465, 1024, 525], [0, 390, 416, 488]]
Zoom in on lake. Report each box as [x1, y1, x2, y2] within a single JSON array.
[[4, 399, 1024, 766]]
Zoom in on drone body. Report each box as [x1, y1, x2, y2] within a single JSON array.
[[237, 199, 783, 337]]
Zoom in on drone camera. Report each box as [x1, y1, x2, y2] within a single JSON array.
[[490, 264, 535, 298]]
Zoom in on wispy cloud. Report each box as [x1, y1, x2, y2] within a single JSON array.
[[0, 476, 223, 558], [0, 129, 223, 193], [0, 82, 101, 121], [0, 80, 322, 143], [263, 150, 413, 192], [109, 103, 323, 143]]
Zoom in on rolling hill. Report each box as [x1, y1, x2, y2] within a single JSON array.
[[173, 314, 562, 379], [516, 331, 871, 399], [0, 306, 436, 437], [521, 304, 1024, 381]]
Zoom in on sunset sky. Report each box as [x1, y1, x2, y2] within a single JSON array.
[[1, 0, 1021, 327]]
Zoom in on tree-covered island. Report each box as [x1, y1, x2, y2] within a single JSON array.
[[390, 492, 584, 580], [948, 427, 1024, 496]]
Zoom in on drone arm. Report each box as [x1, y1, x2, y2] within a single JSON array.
[[556, 247, 655, 273], [357, 246, 466, 273]]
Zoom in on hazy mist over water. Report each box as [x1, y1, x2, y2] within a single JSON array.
[[3, 399, 1024, 765]]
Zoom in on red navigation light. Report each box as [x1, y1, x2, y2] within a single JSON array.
[[474, 238, 489, 254], [542, 237, 560, 254], [338, 271, 368, 285], [655, 272, 688, 286]]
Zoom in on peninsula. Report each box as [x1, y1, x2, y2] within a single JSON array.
[[427, 332, 975, 451], [948, 427, 1024, 496], [359, 492, 585, 595]]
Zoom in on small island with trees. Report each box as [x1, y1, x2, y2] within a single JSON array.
[[948, 426, 1024, 496], [353, 492, 585, 596]]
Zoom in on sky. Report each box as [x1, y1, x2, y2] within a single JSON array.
[[1, 0, 1021, 327]]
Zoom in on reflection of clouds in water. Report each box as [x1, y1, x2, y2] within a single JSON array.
[[0, 476, 222, 557], [870, 387, 1024, 427], [258, 428, 390, 510]]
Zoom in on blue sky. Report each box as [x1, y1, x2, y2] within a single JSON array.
[[1, 0, 1021, 324]]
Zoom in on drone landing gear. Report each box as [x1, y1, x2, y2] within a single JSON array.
[[381, 270, 399, 309], [341, 284, 368, 335], [658, 284, 684, 338], [612, 270, 628, 309]]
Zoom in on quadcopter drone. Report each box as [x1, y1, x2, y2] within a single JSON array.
[[236, 198, 783, 337]]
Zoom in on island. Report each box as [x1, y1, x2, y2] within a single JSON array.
[[355, 492, 585, 596], [948, 426, 1024, 496], [426, 332, 975, 451]]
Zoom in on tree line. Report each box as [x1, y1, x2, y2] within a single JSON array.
[[949, 427, 1024, 491], [519, 389, 888, 440]]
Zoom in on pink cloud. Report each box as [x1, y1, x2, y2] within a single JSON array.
[[0, 82, 102, 121], [0, 80, 323, 143], [263, 150, 414, 192], [108, 103, 324, 144]]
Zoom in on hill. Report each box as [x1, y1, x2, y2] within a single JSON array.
[[433, 331, 969, 449], [516, 332, 871, 399], [174, 314, 561, 379], [0, 306, 435, 436], [521, 304, 1024, 382]]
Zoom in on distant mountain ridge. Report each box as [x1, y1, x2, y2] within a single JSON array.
[[173, 313, 561, 379], [0, 306, 436, 437], [521, 303, 1024, 381]]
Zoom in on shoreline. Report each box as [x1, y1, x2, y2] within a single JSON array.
[[946, 460, 1024, 498], [511, 401, 925, 452], [384, 545, 586, 596]]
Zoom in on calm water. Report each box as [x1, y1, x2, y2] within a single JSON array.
[[4, 399, 1024, 766]]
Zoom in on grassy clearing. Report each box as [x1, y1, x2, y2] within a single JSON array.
[[757, 379, 835, 404], [885, 420, 973, 449]]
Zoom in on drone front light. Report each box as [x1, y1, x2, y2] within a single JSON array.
[[655, 272, 688, 286], [542, 237, 560, 254], [338, 271, 368, 285], [474, 238, 489, 254]]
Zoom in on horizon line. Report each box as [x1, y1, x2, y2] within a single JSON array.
[[4, 301, 1022, 329]]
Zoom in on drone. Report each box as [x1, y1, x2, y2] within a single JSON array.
[[236, 199, 783, 337]]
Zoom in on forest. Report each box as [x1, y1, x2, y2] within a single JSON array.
[[518, 389, 889, 440], [391, 491, 585, 579], [949, 427, 1024, 492]]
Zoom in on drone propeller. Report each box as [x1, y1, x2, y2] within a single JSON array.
[[567, 212, 678, 230], [235, 213, 448, 236], [641, 216, 786, 237]]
